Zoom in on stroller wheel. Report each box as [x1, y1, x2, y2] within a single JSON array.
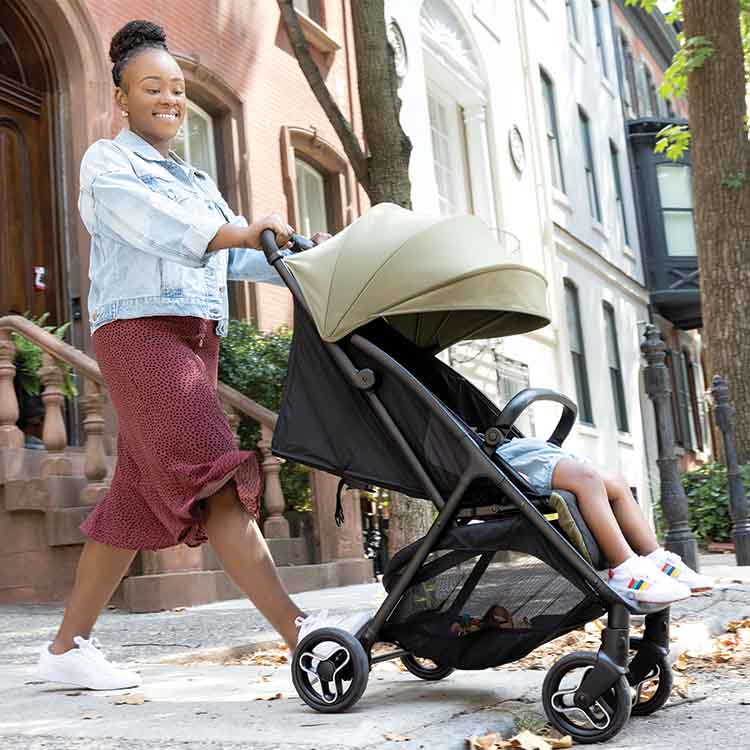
[[292, 627, 369, 713], [542, 651, 631, 744], [627, 637, 673, 716], [400, 654, 454, 681]]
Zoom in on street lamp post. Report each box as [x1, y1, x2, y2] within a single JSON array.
[[641, 323, 699, 571]]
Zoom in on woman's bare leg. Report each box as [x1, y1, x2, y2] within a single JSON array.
[[551, 459, 634, 567], [203, 482, 304, 648], [50, 541, 137, 654], [599, 473, 659, 557]]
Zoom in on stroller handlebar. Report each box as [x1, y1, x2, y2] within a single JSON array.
[[260, 229, 315, 265], [494, 388, 577, 448]]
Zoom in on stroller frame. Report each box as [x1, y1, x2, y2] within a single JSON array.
[[261, 233, 671, 742]]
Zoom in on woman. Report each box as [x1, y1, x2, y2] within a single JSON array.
[[37, 20, 369, 691]]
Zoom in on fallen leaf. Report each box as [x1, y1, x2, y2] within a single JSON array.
[[254, 692, 284, 701], [171, 607, 186, 612], [113, 693, 149, 705], [80, 714, 101, 720], [384, 734, 412, 742], [468, 731, 572, 750], [65, 691, 82, 697]]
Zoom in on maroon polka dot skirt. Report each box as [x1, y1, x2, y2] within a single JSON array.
[[80, 316, 262, 550]]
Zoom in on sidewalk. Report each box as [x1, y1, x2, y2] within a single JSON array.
[[1, 553, 749, 750]]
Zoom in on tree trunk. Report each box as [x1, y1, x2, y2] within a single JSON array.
[[387, 492, 436, 559], [683, 0, 750, 462]]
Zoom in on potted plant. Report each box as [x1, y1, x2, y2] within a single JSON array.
[[11, 312, 77, 448]]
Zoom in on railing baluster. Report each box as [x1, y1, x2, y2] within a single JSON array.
[[258, 423, 290, 538], [0, 331, 24, 449], [39, 352, 72, 478], [80, 378, 110, 504]]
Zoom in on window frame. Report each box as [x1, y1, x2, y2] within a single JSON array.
[[591, 0, 609, 79], [609, 140, 630, 246], [656, 162, 697, 257], [293, 0, 324, 26], [603, 302, 629, 433], [294, 155, 331, 237], [578, 106, 602, 222], [564, 279, 595, 425], [540, 68, 566, 193]]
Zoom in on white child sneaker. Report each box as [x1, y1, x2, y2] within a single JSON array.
[[608, 555, 691, 605], [37, 636, 141, 690], [295, 609, 372, 659], [647, 547, 715, 593]]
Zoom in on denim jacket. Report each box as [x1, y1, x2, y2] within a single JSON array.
[[79, 128, 284, 337]]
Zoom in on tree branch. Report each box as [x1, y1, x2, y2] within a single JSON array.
[[277, 0, 370, 191]]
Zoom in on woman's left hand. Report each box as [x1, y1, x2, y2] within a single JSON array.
[[311, 232, 332, 245]]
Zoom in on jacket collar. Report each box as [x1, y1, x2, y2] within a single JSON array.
[[115, 128, 197, 177]]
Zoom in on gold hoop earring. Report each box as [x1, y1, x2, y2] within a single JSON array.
[[121, 111, 128, 117]]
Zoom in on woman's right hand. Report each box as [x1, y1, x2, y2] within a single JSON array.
[[246, 213, 294, 251]]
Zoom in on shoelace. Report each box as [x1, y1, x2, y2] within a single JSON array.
[[76, 636, 123, 668]]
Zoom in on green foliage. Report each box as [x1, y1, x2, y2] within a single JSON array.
[[217, 318, 311, 511], [653, 463, 749, 546], [11, 312, 78, 399], [655, 123, 692, 160]]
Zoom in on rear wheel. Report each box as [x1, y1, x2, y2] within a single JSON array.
[[400, 654, 454, 681]]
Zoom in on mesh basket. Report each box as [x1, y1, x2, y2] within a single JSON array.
[[381, 520, 605, 670]]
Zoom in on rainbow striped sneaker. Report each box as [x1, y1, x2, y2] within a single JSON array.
[[647, 548, 715, 593], [608, 555, 691, 605]]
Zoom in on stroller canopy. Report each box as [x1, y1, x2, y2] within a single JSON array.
[[285, 203, 550, 351]]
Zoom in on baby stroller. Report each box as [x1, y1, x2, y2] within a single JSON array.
[[261, 205, 672, 744]]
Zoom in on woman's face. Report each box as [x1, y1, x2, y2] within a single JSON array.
[[115, 48, 186, 151]]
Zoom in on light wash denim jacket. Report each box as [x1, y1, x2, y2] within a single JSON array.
[[79, 128, 283, 338]]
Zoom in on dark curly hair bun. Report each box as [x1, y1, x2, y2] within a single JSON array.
[[110, 20, 169, 86]]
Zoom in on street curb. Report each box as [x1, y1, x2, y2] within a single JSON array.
[[156, 636, 285, 665]]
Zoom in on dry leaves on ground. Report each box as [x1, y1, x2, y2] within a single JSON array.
[[224, 644, 289, 667], [468, 729, 573, 750], [384, 733, 413, 742], [675, 618, 750, 677], [113, 693, 149, 705], [254, 692, 284, 701]]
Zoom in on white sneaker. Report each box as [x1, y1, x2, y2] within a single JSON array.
[[37, 636, 141, 690], [608, 555, 691, 605], [294, 609, 371, 659], [647, 547, 715, 593]]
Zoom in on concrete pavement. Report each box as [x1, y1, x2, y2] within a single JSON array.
[[1, 553, 749, 749]]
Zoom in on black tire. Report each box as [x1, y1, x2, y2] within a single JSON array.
[[291, 628, 369, 713], [542, 651, 632, 745], [628, 637, 673, 716], [400, 654, 454, 681]]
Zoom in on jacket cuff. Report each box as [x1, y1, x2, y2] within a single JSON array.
[[182, 216, 228, 266]]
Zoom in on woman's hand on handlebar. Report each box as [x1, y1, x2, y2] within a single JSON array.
[[247, 213, 294, 250]]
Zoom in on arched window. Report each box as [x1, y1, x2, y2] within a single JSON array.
[[0, 26, 24, 83]]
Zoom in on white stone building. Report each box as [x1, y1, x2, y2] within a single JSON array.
[[386, 0, 658, 513]]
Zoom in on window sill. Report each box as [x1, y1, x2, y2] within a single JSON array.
[[569, 38, 585, 62], [530, 0, 550, 20], [601, 76, 616, 98], [577, 423, 599, 438], [552, 188, 573, 213], [592, 220, 609, 241], [297, 11, 341, 55], [617, 431, 634, 446]]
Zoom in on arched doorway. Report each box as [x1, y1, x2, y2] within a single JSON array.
[[0, 1, 62, 323]]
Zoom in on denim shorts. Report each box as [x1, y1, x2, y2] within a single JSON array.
[[495, 437, 590, 495]]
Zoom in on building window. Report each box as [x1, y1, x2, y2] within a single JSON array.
[[295, 157, 330, 236], [656, 164, 697, 256], [592, 0, 609, 78], [0, 26, 24, 82], [645, 66, 659, 116], [494, 353, 535, 436], [622, 35, 640, 115], [683, 350, 705, 452], [564, 280, 594, 425], [636, 62, 652, 116], [427, 86, 472, 216], [541, 69, 565, 192], [610, 141, 630, 246], [293, 0, 323, 25], [566, 0, 580, 42], [578, 107, 602, 222], [670, 350, 694, 450], [603, 303, 629, 433], [172, 100, 218, 182]]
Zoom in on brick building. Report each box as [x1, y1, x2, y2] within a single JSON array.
[[0, 0, 372, 607]]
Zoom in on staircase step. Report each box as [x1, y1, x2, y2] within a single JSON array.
[[3, 475, 88, 512], [45, 506, 91, 546]]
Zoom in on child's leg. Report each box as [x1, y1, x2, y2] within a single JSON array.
[[598, 473, 659, 557], [551, 459, 634, 567]]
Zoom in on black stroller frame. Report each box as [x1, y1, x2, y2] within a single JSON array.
[[260, 233, 672, 744]]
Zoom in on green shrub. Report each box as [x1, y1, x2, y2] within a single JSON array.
[[653, 463, 750, 546], [217, 319, 310, 511]]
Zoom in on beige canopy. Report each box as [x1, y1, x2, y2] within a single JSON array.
[[284, 203, 550, 351]]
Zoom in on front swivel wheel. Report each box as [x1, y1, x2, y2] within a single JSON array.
[[542, 651, 631, 744], [291, 627, 369, 713], [400, 654, 454, 681]]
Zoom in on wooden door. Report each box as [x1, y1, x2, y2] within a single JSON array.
[[0, 12, 60, 323]]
